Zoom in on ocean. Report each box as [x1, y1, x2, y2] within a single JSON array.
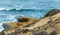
[[0, 0, 60, 32]]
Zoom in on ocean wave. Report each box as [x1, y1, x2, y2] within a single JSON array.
[[0, 8, 41, 11]]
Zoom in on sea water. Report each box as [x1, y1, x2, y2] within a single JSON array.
[[0, 0, 60, 32]]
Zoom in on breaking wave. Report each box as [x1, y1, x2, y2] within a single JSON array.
[[0, 8, 41, 11]]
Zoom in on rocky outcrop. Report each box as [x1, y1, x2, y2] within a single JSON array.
[[2, 24, 10, 30], [44, 9, 60, 17], [0, 9, 60, 35], [17, 12, 60, 35], [0, 17, 37, 35]]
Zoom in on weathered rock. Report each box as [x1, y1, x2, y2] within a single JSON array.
[[50, 31, 57, 35], [44, 9, 59, 17], [34, 31, 48, 35], [1, 9, 60, 35], [2, 24, 10, 30]]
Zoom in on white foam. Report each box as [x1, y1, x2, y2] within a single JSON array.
[[7, 15, 15, 20], [0, 26, 4, 32], [6, 15, 17, 22], [0, 23, 4, 32], [0, 8, 16, 11], [0, 8, 5, 10], [20, 14, 25, 17]]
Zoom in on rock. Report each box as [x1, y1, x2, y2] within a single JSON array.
[[17, 17, 37, 22], [1, 10, 60, 35], [44, 9, 59, 17], [34, 31, 48, 35], [17, 17, 29, 22], [2, 22, 17, 30], [50, 31, 57, 35], [2, 24, 10, 30]]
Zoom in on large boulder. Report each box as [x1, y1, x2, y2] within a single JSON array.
[[50, 31, 57, 35], [17, 17, 37, 22], [44, 9, 59, 17], [34, 31, 48, 35], [2, 24, 10, 30], [2, 22, 17, 30]]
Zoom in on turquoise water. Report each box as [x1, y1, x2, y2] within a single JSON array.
[[0, 9, 50, 22], [0, 9, 50, 32], [0, 0, 60, 32]]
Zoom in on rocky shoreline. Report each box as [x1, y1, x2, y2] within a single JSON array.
[[0, 9, 60, 35]]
